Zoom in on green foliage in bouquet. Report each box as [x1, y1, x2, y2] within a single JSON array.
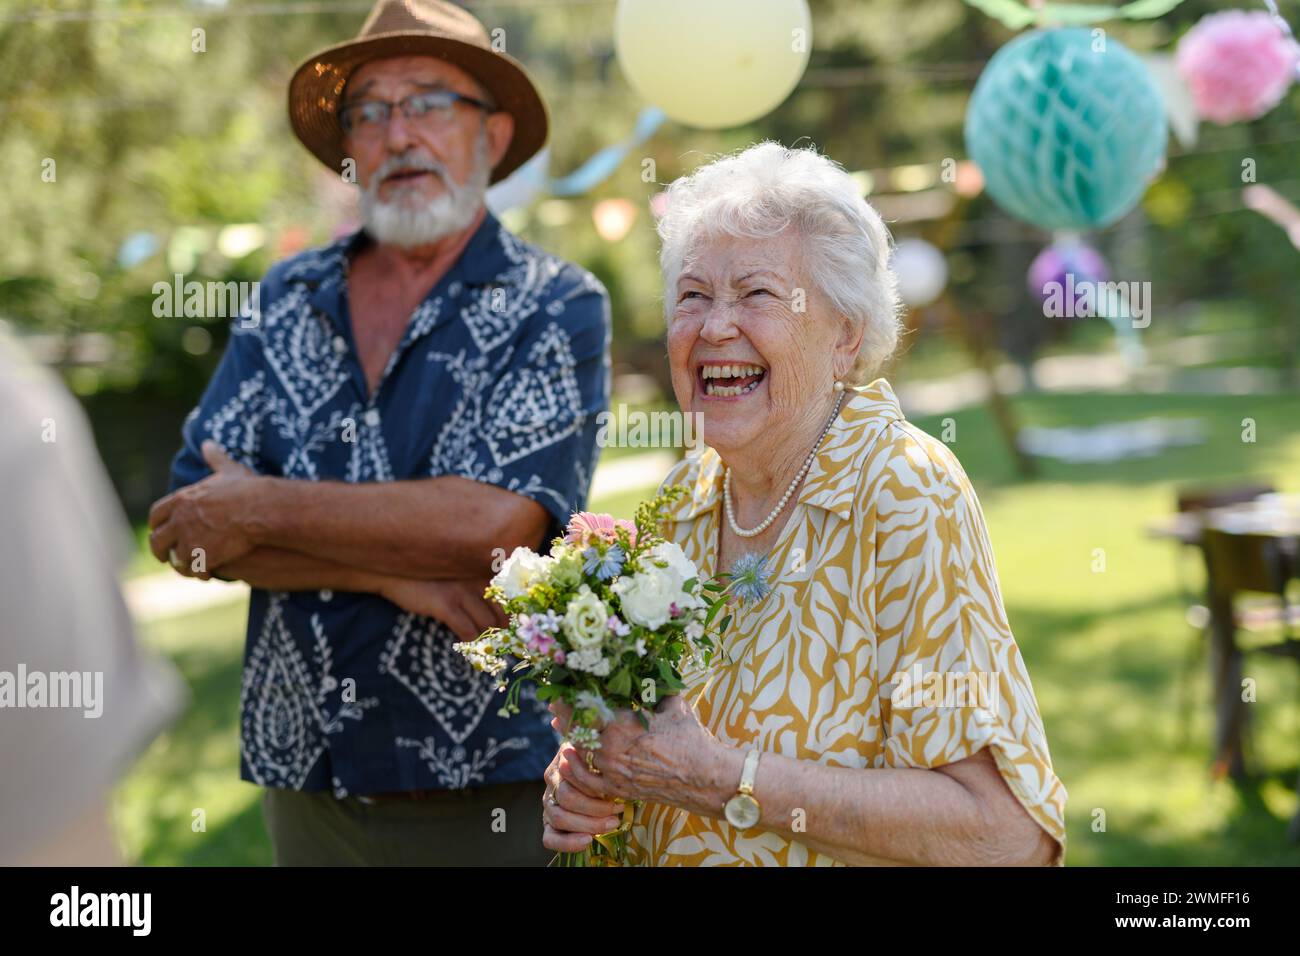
[[454, 484, 770, 866], [456, 485, 730, 744]]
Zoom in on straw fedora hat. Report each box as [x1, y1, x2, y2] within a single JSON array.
[[288, 0, 548, 184]]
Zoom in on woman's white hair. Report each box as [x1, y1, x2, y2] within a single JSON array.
[[657, 142, 902, 384]]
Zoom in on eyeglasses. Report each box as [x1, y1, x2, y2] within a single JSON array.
[[338, 88, 495, 137]]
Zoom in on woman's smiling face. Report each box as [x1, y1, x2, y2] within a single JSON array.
[[667, 230, 857, 456]]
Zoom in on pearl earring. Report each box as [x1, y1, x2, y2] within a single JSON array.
[[833, 379, 846, 392]]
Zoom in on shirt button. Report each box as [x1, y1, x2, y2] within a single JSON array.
[[320, 589, 333, 602], [363, 409, 380, 427], [333, 336, 348, 354]]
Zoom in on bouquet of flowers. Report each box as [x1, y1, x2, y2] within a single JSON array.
[[454, 486, 766, 866]]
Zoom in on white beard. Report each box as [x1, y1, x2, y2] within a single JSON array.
[[359, 133, 490, 248]]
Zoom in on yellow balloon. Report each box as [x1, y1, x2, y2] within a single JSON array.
[[614, 0, 812, 129]]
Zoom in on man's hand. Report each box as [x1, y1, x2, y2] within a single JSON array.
[[148, 441, 262, 579], [379, 577, 506, 642]]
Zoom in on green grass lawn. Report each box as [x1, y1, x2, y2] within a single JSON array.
[[112, 600, 272, 866], [912, 391, 1300, 866], [113, 389, 1300, 865]]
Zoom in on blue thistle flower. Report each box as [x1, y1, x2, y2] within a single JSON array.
[[583, 543, 625, 581], [728, 552, 772, 606]]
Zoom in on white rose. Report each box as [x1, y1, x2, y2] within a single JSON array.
[[491, 547, 553, 600], [647, 541, 703, 609], [563, 585, 609, 649], [613, 568, 678, 630]]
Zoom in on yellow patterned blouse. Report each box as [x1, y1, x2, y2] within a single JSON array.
[[626, 378, 1067, 866]]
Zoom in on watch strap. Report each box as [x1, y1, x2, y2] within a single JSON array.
[[738, 748, 761, 795]]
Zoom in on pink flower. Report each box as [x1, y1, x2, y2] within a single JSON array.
[[519, 613, 558, 656], [1177, 11, 1300, 125], [527, 631, 556, 656], [564, 511, 637, 548]]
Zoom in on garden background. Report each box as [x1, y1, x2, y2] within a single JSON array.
[[2, 0, 1298, 864]]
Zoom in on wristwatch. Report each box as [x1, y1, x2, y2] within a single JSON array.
[[723, 748, 763, 829]]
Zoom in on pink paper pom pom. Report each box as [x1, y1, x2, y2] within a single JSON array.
[[1177, 10, 1300, 124]]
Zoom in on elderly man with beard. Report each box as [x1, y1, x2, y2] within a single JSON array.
[[146, 0, 610, 865]]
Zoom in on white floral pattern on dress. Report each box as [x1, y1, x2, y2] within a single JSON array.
[[628, 380, 1067, 866]]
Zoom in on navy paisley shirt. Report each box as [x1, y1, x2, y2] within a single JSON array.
[[167, 212, 610, 795]]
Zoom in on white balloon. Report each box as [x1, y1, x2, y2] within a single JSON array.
[[614, 0, 812, 129], [891, 239, 948, 308]]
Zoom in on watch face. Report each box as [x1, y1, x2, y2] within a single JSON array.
[[724, 793, 761, 829]]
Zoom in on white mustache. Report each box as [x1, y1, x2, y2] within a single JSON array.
[[374, 154, 448, 186]]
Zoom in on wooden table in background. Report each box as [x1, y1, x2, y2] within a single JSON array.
[[1148, 495, 1300, 780]]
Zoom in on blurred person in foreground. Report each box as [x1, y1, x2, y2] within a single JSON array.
[[541, 144, 1067, 866], [146, 0, 609, 865], [0, 325, 185, 865]]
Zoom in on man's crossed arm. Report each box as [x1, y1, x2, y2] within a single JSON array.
[[146, 441, 549, 638]]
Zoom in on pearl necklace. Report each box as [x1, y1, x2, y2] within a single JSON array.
[[723, 390, 847, 539]]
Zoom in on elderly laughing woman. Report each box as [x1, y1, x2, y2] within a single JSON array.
[[542, 143, 1067, 866]]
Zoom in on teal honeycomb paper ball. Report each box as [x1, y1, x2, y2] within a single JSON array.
[[964, 27, 1168, 231]]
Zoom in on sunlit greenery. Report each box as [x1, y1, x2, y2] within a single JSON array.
[[9, 0, 1299, 866]]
